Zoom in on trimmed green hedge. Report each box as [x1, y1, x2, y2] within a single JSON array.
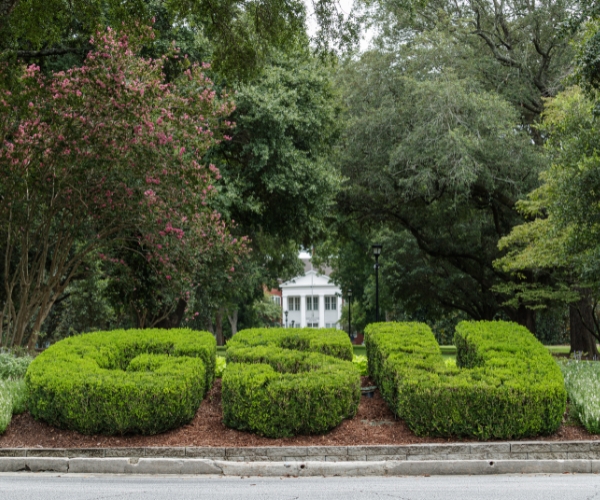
[[27, 328, 215, 435], [222, 328, 360, 438], [365, 321, 566, 439]]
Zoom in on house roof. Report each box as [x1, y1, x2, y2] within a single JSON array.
[[280, 269, 336, 289]]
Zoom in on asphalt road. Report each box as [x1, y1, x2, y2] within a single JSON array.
[[0, 474, 599, 500]]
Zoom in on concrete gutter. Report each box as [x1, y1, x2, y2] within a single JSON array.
[[1, 442, 599, 476]]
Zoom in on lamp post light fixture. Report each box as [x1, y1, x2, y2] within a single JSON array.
[[291, 320, 295, 328], [372, 244, 382, 322], [284, 310, 288, 328], [347, 289, 352, 340]]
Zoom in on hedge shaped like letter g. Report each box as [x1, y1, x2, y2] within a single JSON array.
[[26, 328, 216, 435], [366, 320, 566, 439], [222, 328, 360, 438]]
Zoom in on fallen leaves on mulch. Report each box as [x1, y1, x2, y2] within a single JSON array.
[[0, 377, 596, 448]]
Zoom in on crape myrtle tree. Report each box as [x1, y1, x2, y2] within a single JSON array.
[[0, 26, 245, 348]]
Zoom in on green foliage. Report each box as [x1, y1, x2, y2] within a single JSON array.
[[365, 321, 566, 439], [0, 353, 32, 380], [215, 356, 227, 378], [222, 327, 360, 437], [213, 52, 342, 247], [26, 329, 216, 435], [0, 0, 337, 80], [495, 87, 600, 310], [335, 62, 545, 322], [251, 294, 283, 328], [560, 360, 600, 433], [352, 354, 368, 376], [0, 353, 31, 434]]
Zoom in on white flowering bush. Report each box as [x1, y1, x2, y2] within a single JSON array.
[[560, 361, 600, 433]]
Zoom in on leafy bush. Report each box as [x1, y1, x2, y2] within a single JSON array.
[[0, 379, 28, 434], [27, 328, 215, 435], [0, 353, 32, 434], [216, 357, 226, 378], [365, 321, 566, 439], [222, 328, 360, 438], [353, 355, 368, 376], [0, 353, 32, 380], [560, 360, 600, 433]]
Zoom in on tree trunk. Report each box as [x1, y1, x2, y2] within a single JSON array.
[[514, 305, 536, 334], [154, 299, 187, 329], [570, 290, 599, 357], [227, 309, 238, 336], [215, 308, 224, 346]]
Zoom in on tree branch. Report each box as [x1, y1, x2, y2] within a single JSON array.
[[14, 47, 87, 59]]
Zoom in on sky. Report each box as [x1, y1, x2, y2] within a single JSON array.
[[304, 0, 376, 52]]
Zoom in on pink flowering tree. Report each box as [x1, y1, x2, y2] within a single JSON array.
[[0, 26, 242, 348]]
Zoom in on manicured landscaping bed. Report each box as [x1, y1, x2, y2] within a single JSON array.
[[0, 323, 593, 448], [0, 377, 597, 449]]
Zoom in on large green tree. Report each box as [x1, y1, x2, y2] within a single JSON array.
[[366, 0, 579, 134], [332, 49, 545, 328]]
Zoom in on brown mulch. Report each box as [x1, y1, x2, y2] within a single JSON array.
[[0, 377, 597, 448]]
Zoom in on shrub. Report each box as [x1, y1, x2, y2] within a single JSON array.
[[222, 328, 360, 438], [0, 379, 28, 434], [0, 353, 32, 380], [560, 360, 600, 433], [353, 355, 368, 376], [27, 328, 215, 435], [365, 321, 566, 439], [0, 353, 32, 434], [216, 357, 226, 378]]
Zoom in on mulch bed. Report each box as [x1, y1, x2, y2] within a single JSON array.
[[0, 377, 597, 448]]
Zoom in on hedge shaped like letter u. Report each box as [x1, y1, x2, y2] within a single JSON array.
[[365, 320, 566, 439], [222, 328, 360, 438], [26, 328, 216, 435]]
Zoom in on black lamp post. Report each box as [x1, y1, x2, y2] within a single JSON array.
[[347, 289, 352, 339], [372, 244, 382, 322], [291, 320, 295, 328], [284, 310, 288, 328]]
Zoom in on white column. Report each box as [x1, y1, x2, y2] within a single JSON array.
[[337, 294, 342, 329], [319, 294, 325, 328], [300, 294, 306, 328]]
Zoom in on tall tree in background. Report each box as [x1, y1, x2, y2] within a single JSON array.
[[334, 55, 544, 327], [495, 19, 600, 355], [322, 0, 584, 334], [0, 0, 357, 79]]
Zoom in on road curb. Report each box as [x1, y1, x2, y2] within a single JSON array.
[[0, 457, 598, 476]]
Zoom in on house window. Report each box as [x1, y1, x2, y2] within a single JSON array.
[[306, 296, 319, 311], [325, 296, 337, 310], [271, 296, 281, 306], [307, 322, 319, 328], [288, 296, 300, 311]]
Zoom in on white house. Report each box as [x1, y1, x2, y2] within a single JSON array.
[[280, 266, 342, 329]]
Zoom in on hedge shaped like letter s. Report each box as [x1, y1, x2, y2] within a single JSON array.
[[366, 321, 566, 439], [26, 328, 216, 435], [222, 328, 360, 438]]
